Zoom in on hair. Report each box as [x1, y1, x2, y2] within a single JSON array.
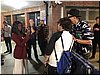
[[40, 20, 44, 21], [95, 17, 99, 20], [29, 19, 34, 22], [12, 21, 24, 35], [57, 17, 72, 31]]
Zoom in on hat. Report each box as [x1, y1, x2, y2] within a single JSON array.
[[68, 9, 81, 18]]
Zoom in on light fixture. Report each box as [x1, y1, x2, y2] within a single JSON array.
[[3, 0, 28, 9], [55, 0, 62, 4]]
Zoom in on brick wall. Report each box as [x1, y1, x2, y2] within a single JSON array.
[[63, 1, 99, 7]]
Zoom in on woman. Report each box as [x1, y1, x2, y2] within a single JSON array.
[[12, 21, 31, 74], [44, 17, 73, 74]]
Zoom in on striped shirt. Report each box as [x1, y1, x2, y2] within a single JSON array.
[[70, 20, 93, 54]]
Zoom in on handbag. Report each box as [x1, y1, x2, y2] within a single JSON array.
[[54, 36, 74, 74]]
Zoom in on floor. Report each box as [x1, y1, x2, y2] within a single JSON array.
[[1, 40, 99, 74]]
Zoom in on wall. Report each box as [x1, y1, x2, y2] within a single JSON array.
[[1, 5, 46, 28]]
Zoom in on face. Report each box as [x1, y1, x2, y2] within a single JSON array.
[[18, 23, 22, 31], [57, 23, 62, 31], [40, 20, 44, 25], [29, 19, 34, 26], [96, 18, 99, 24], [69, 16, 77, 25]]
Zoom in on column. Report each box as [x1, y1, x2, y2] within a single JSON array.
[[25, 12, 28, 28]]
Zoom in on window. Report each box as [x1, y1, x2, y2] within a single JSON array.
[[66, 7, 99, 30], [80, 11, 86, 20], [5, 15, 11, 25], [66, 8, 99, 21], [13, 13, 25, 25], [28, 11, 40, 26], [89, 11, 99, 20]]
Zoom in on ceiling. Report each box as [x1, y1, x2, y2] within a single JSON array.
[[1, 1, 44, 13]]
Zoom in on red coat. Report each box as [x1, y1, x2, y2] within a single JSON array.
[[12, 33, 30, 59]]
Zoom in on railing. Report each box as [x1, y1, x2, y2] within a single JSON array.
[[71, 50, 99, 74]]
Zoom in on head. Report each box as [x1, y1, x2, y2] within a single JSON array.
[[67, 9, 81, 25], [12, 21, 23, 34], [95, 17, 99, 24], [57, 17, 72, 31], [29, 19, 35, 26], [40, 20, 44, 25]]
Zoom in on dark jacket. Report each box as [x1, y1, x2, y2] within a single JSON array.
[[93, 23, 100, 41], [27, 25, 37, 44], [37, 24, 48, 40]]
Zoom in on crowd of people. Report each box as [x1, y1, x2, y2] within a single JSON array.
[[1, 9, 99, 74]]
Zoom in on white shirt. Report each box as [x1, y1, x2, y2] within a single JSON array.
[[4, 25, 12, 37], [48, 31, 73, 67]]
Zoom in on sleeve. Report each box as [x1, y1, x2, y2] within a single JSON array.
[[21, 35, 30, 45], [12, 34, 30, 47], [8, 26, 11, 34], [45, 32, 62, 55], [45, 25, 49, 37], [82, 23, 93, 40]]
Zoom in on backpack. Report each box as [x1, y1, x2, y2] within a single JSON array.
[[54, 35, 74, 74]]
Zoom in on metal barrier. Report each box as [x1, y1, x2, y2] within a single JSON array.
[[71, 50, 99, 74]]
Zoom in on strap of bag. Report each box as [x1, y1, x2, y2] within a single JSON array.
[[54, 35, 74, 62]]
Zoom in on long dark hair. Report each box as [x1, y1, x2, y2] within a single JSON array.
[[12, 21, 25, 36]]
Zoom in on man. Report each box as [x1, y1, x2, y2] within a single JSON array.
[[68, 9, 93, 59], [37, 20, 49, 56], [89, 17, 100, 61], [3, 21, 12, 54], [27, 19, 38, 60]]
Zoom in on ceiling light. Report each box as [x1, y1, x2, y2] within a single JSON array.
[[3, 0, 28, 9]]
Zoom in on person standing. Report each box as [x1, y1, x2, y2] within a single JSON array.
[[37, 20, 49, 56], [89, 17, 100, 60], [45, 17, 73, 74], [27, 19, 39, 60], [3, 21, 12, 54], [68, 9, 93, 59], [12, 21, 31, 74]]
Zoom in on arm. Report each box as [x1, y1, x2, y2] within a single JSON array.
[[21, 35, 30, 45], [73, 23, 93, 45], [44, 34, 56, 65], [93, 24, 99, 31], [8, 26, 11, 34], [44, 32, 62, 65], [76, 39, 92, 45], [72, 35, 92, 45], [12, 34, 30, 47]]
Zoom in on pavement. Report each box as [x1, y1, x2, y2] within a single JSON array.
[[1, 40, 99, 74]]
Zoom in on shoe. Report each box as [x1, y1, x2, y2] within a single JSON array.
[[4, 51, 9, 53], [89, 56, 95, 59]]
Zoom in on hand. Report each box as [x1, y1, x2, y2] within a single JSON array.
[[31, 28, 35, 33], [44, 55, 49, 66], [72, 35, 77, 41], [27, 29, 31, 35], [94, 28, 99, 31]]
